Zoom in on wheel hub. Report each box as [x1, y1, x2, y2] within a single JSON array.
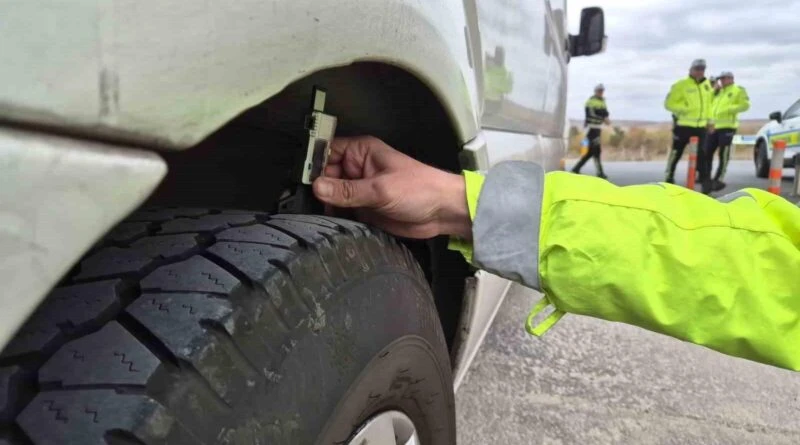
[[348, 411, 419, 445]]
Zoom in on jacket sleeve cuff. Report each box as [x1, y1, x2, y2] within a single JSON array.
[[450, 163, 564, 338], [471, 161, 545, 290], [447, 170, 485, 264]]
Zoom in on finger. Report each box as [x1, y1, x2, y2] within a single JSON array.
[[312, 177, 381, 208], [327, 138, 350, 162], [328, 137, 375, 179], [323, 163, 342, 179], [328, 136, 369, 163]]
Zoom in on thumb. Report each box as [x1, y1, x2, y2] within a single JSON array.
[[313, 177, 379, 208]]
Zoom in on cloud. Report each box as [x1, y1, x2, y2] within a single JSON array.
[[567, 0, 800, 122]]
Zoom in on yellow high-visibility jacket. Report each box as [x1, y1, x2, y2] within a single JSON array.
[[713, 84, 750, 130], [454, 163, 800, 371], [664, 77, 715, 128]]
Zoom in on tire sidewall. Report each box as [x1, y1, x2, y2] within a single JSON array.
[[756, 141, 769, 177], [264, 264, 455, 444], [317, 335, 454, 444]]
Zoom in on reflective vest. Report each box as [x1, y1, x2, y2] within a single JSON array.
[[664, 77, 715, 128], [713, 84, 750, 130], [584, 96, 609, 129]]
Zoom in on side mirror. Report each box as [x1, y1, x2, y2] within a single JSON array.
[[769, 111, 783, 123], [569, 7, 606, 57]]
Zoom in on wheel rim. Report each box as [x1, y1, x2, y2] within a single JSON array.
[[347, 411, 420, 445]]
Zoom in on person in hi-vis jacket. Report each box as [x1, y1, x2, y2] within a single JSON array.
[[706, 71, 750, 192], [664, 59, 715, 193], [572, 84, 610, 179]]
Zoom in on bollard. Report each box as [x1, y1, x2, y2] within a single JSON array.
[[686, 136, 698, 189], [768, 139, 786, 195], [794, 155, 800, 196]]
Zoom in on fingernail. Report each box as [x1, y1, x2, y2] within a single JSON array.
[[315, 179, 332, 198]]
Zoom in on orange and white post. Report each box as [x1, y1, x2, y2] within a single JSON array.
[[768, 139, 787, 195], [686, 136, 698, 189]]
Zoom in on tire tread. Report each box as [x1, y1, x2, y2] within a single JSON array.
[[0, 209, 424, 444]]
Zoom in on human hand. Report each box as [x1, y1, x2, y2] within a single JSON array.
[[312, 136, 471, 240]]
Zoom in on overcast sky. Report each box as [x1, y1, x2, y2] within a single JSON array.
[[566, 0, 800, 122]]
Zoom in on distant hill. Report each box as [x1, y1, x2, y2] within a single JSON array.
[[569, 119, 661, 129], [565, 118, 769, 162], [569, 119, 768, 131], [739, 119, 770, 128]]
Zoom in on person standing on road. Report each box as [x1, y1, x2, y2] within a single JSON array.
[[572, 84, 610, 179], [664, 59, 715, 192], [312, 135, 800, 372], [705, 71, 750, 192]]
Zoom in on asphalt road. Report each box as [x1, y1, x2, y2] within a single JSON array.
[[455, 160, 800, 445], [575, 159, 798, 199]]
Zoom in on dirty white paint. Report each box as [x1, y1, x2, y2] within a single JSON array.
[[0, 0, 478, 148], [452, 272, 515, 390], [0, 127, 166, 350], [482, 129, 566, 172]]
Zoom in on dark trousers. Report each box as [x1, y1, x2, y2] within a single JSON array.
[[704, 128, 736, 181], [666, 126, 708, 182], [573, 128, 605, 175]]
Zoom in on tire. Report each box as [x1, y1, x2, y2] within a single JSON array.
[[0, 209, 455, 445], [755, 140, 770, 178]]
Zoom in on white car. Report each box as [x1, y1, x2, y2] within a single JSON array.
[[0, 2, 604, 443], [754, 98, 800, 178]]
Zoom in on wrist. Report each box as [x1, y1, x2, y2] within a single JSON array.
[[436, 172, 472, 240]]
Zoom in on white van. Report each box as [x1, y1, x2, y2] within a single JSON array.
[[0, 2, 604, 443]]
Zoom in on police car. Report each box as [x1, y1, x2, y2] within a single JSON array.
[[753, 98, 800, 178]]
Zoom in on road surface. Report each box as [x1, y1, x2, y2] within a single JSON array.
[[455, 160, 800, 445], [563, 159, 798, 198]]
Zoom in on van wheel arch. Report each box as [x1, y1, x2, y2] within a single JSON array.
[[137, 62, 472, 353]]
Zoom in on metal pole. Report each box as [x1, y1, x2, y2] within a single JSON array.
[[686, 136, 698, 190], [768, 139, 786, 195]]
